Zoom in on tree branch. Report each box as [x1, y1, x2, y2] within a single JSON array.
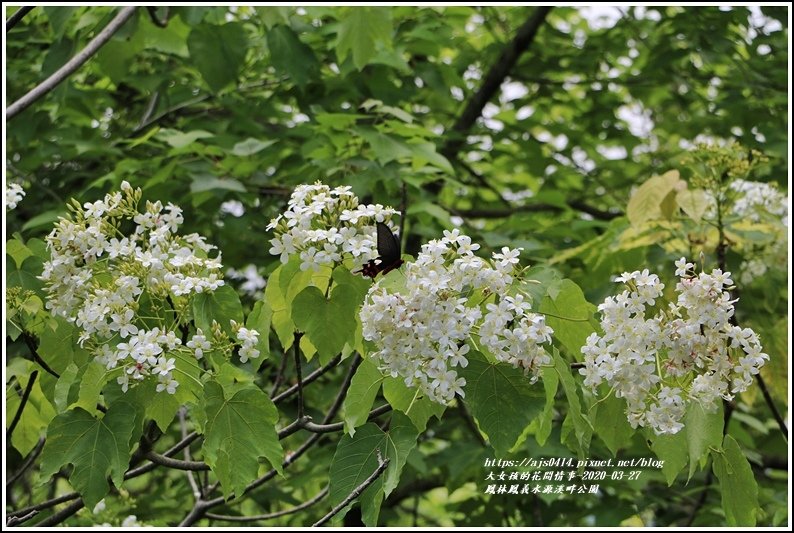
[[205, 486, 329, 523], [6, 6, 138, 119], [439, 7, 552, 163], [313, 456, 390, 526], [6, 437, 45, 490], [272, 353, 342, 404], [755, 374, 788, 440], [8, 370, 38, 437], [5, 6, 34, 31]]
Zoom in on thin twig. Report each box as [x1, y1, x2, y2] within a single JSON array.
[[438, 7, 552, 163], [6, 6, 34, 31], [6, 6, 138, 119], [179, 407, 203, 498], [272, 354, 342, 404], [755, 374, 788, 440], [6, 437, 45, 489], [32, 499, 85, 527], [22, 333, 60, 378], [302, 404, 393, 434], [8, 370, 38, 437], [294, 332, 305, 418], [205, 487, 329, 523], [325, 355, 362, 423], [313, 456, 391, 526], [270, 348, 290, 397], [144, 451, 209, 471]]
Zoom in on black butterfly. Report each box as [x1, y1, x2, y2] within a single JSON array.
[[357, 222, 404, 278]]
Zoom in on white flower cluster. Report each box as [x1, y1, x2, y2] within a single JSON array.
[[226, 264, 266, 298], [39, 182, 255, 394], [704, 178, 788, 284], [6, 182, 26, 210], [267, 182, 399, 271], [232, 320, 261, 363], [360, 229, 553, 405], [728, 178, 788, 226], [580, 259, 768, 435]]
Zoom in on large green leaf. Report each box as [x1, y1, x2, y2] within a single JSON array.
[[535, 365, 559, 446], [382, 376, 445, 432], [266, 24, 319, 87], [460, 351, 545, 455], [538, 278, 597, 359], [686, 401, 723, 479], [187, 22, 248, 92], [626, 170, 682, 226], [593, 394, 635, 456], [650, 429, 689, 486], [342, 357, 384, 435], [712, 435, 758, 526], [335, 7, 392, 70], [554, 350, 592, 458], [192, 284, 244, 337], [201, 381, 283, 499], [291, 284, 359, 360], [39, 401, 139, 508], [328, 412, 418, 526]]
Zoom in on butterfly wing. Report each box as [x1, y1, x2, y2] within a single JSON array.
[[376, 222, 401, 265]]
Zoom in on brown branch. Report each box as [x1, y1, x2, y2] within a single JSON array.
[[146, 6, 169, 27], [6, 437, 45, 489], [6, 6, 138, 119], [755, 374, 788, 440], [449, 200, 618, 221], [439, 7, 552, 163], [31, 499, 85, 527], [205, 486, 329, 523], [272, 354, 342, 404], [22, 333, 60, 378], [6, 6, 34, 31], [313, 456, 390, 526], [8, 370, 38, 437]]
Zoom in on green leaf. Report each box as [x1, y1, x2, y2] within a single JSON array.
[[231, 137, 278, 156], [460, 351, 545, 455], [189, 173, 247, 194], [40, 402, 139, 508], [6, 374, 57, 455], [382, 376, 445, 432], [246, 300, 273, 364], [358, 127, 411, 164], [6, 238, 33, 269], [712, 435, 758, 526], [192, 284, 244, 337], [343, 358, 384, 435], [291, 284, 359, 360], [676, 188, 710, 222], [593, 394, 634, 456], [54, 362, 80, 412], [264, 262, 298, 349], [73, 361, 112, 415], [554, 350, 592, 458], [336, 7, 392, 70], [408, 141, 453, 173], [37, 316, 89, 375], [626, 170, 682, 226], [267, 24, 319, 87], [535, 365, 558, 446], [686, 401, 723, 479], [650, 429, 689, 486], [538, 279, 596, 359], [187, 23, 248, 92], [328, 412, 418, 526], [156, 128, 214, 148], [201, 381, 283, 499]]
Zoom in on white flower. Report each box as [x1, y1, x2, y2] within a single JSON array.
[[6, 182, 26, 210], [581, 258, 768, 435], [360, 231, 551, 406]]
